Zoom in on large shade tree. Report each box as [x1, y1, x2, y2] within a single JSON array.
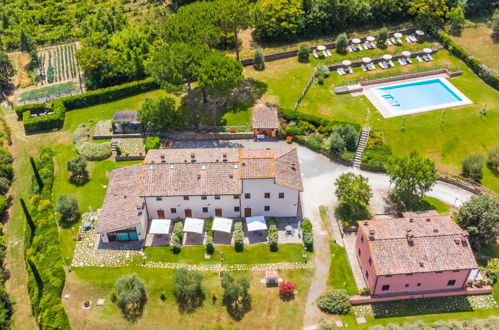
[[172, 268, 204, 312], [456, 195, 499, 248], [114, 274, 147, 320], [197, 51, 243, 125], [138, 97, 185, 132], [335, 172, 372, 220], [385, 151, 438, 210]]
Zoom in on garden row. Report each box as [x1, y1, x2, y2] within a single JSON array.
[[15, 78, 158, 133], [19, 81, 79, 103], [22, 148, 70, 329], [39, 43, 78, 85], [0, 119, 13, 328]]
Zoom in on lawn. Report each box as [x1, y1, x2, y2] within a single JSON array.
[[450, 26, 499, 72], [245, 48, 499, 193], [145, 243, 310, 265], [63, 267, 313, 330], [327, 242, 358, 296]]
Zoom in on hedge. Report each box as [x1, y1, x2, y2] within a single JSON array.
[[22, 100, 65, 133], [280, 108, 361, 132], [15, 102, 47, 119], [301, 218, 314, 252], [233, 222, 244, 252], [435, 31, 499, 90], [267, 217, 278, 252], [24, 148, 70, 329]]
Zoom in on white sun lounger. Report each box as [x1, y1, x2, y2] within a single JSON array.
[[422, 54, 429, 61], [313, 50, 319, 59], [427, 54, 433, 61], [371, 42, 376, 48], [336, 68, 344, 76], [397, 38, 403, 44], [348, 46, 353, 52], [322, 51, 328, 57], [416, 56, 423, 63], [406, 57, 413, 64], [398, 58, 406, 65], [388, 60, 395, 67], [348, 66, 353, 74], [358, 44, 363, 50], [386, 39, 392, 46], [405, 36, 412, 43], [410, 35, 418, 42], [361, 64, 367, 72], [326, 49, 332, 57], [391, 37, 397, 44], [369, 63, 376, 70]]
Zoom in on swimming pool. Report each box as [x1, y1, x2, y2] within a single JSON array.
[[364, 77, 472, 118]]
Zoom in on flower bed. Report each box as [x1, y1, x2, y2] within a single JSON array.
[[19, 82, 78, 102], [93, 120, 113, 136], [118, 138, 145, 156]]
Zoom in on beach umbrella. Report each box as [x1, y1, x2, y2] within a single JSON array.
[[382, 54, 392, 60], [362, 57, 372, 63], [402, 51, 411, 57], [416, 30, 425, 36], [366, 36, 375, 42], [317, 45, 326, 51], [352, 38, 361, 44], [342, 60, 352, 66], [394, 32, 403, 38], [423, 48, 432, 54]]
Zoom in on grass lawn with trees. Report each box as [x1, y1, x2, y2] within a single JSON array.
[[245, 49, 499, 193], [450, 26, 499, 72], [62, 267, 313, 330]]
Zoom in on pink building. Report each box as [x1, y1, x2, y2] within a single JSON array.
[[355, 214, 480, 297]]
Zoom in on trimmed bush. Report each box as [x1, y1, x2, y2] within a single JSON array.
[[297, 43, 310, 63], [280, 108, 360, 132], [76, 142, 112, 161], [268, 217, 278, 252], [171, 234, 182, 254], [335, 33, 348, 54], [0, 177, 10, 195], [173, 222, 184, 241], [15, 102, 47, 119], [145, 136, 160, 152], [233, 222, 244, 252], [377, 27, 388, 46], [361, 144, 392, 170], [253, 48, 265, 71], [72, 124, 90, 145], [315, 289, 351, 314], [55, 194, 79, 222], [317, 64, 330, 78], [0, 195, 6, 216], [462, 154, 485, 181], [301, 218, 314, 252]]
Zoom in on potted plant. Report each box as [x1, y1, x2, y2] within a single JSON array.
[[286, 136, 293, 144], [360, 287, 370, 296], [83, 300, 90, 308], [466, 280, 474, 287], [475, 279, 484, 287]]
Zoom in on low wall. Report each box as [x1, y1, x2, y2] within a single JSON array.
[[438, 176, 481, 195], [162, 132, 254, 141], [115, 155, 145, 162], [94, 133, 144, 140], [360, 67, 447, 87], [241, 28, 416, 66], [350, 286, 493, 304]]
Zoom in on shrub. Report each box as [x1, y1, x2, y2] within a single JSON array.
[[206, 234, 214, 255], [115, 274, 147, 319], [233, 222, 244, 252], [317, 64, 330, 78], [55, 194, 79, 222], [315, 289, 351, 314], [253, 48, 265, 71], [268, 217, 278, 252], [15, 103, 47, 119], [491, 9, 499, 36], [377, 27, 388, 46], [0, 195, 6, 216], [335, 33, 348, 54], [72, 124, 90, 145], [332, 125, 359, 152], [340, 151, 355, 163], [145, 136, 160, 152], [171, 234, 182, 254], [361, 144, 392, 170], [360, 287, 370, 296], [66, 155, 88, 183], [278, 281, 295, 297], [0, 177, 11, 195], [0, 164, 13, 182], [462, 154, 485, 181], [279, 108, 360, 132], [483, 258, 499, 285], [76, 142, 112, 161], [297, 43, 310, 63], [456, 195, 499, 247], [301, 218, 313, 252], [285, 125, 305, 137], [305, 133, 324, 151], [173, 222, 184, 241], [297, 120, 315, 134], [172, 268, 204, 312]]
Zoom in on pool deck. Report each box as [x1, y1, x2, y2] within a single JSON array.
[[359, 73, 473, 118]]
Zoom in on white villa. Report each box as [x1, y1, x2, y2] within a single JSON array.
[[96, 148, 303, 243]]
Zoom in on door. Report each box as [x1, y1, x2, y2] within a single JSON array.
[[244, 208, 251, 217], [185, 209, 192, 217], [215, 208, 222, 217], [157, 210, 165, 219]]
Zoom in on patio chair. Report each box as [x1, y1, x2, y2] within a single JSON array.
[[416, 56, 423, 63], [348, 66, 353, 74], [386, 39, 392, 46], [406, 57, 413, 64], [427, 54, 433, 61], [388, 60, 395, 67], [313, 49, 319, 59], [361, 64, 367, 72]]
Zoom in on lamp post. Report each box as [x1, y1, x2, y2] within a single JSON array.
[[303, 253, 308, 263], [70, 226, 74, 240], [440, 110, 446, 124], [65, 257, 71, 272], [220, 251, 224, 266], [401, 116, 406, 131]]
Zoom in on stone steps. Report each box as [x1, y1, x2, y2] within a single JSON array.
[[353, 128, 370, 168]]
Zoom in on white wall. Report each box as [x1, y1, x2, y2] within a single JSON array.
[[145, 195, 241, 219], [240, 179, 299, 217]]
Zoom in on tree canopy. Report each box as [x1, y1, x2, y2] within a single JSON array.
[[138, 97, 185, 132], [221, 272, 251, 320], [0, 51, 15, 90], [335, 172, 372, 220], [114, 274, 147, 320], [172, 268, 204, 312], [456, 195, 499, 248], [55, 194, 80, 222]]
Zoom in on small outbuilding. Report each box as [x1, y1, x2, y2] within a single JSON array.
[[112, 110, 142, 133], [252, 104, 279, 137]]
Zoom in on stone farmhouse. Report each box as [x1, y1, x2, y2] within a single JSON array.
[[355, 213, 482, 298], [96, 148, 303, 243]]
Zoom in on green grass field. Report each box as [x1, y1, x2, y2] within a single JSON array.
[[450, 26, 499, 72], [328, 242, 358, 296], [245, 48, 499, 193]]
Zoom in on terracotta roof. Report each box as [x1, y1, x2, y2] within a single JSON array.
[[145, 148, 239, 164], [359, 216, 478, 275], [252, 104, 279, 129], [96, 165, 143, 233], [275, 148, 303, 190]]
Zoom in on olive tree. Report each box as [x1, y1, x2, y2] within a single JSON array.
[[114, 274, 147, 320], [456, 195, 499, 248]]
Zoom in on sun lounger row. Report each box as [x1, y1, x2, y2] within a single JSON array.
[[348, 42, 376, 52], [337, 66, 353, 76], [313, 49, 332, 59], [405, 35, 419, 43], [386, 37, 403, 46]]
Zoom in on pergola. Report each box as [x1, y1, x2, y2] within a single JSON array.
[[183, 217, 205, 234], [149, 219, 171, 235], [245, 216, 267, 232]]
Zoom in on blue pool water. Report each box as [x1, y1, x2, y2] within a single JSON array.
[[376, 79, 462, 111]]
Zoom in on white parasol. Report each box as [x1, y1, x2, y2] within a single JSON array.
[[423, 48, 432, 54], [342, 60, 352, 66], [416, 30, 425, 36], [402, 51, 411, 57], [362, 57, 372, 63], [366, 36, 375, 42], [317, 45, 326, 51], [382, 54, 392, 60], [394, 32, 403, 38], [352, 38, 361, 44]]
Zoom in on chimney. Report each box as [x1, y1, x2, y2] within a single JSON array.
[[406, 229, 414, 246], [409, 218, 414, 223], [160, 154, 165, 163], [223, 153, 228, 162], [196, 173, 201, 180], [136, 206, 142, 216], [461, 234, 469, 247], [419, 261, 425, 267], [191, 152, 196, 162], [369, 230, 375, 240], [426, 218, 431, 222]]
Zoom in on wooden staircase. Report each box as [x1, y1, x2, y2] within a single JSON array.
[[353, 128, 370, 168]]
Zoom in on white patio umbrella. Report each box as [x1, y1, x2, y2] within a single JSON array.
[[394, 32, 403, 38], [423, 48, 432, 54], [362, 57, 372, 63], [402, 51, 411, 57], [317, 45, 326, 51], [366, 36, 375, 42], [416, 30, 425, 36], [352, 38, 361, 44], [342, 60, 352, 66], [382, 54, 392, 60]]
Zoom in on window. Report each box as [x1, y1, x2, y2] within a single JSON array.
[[404, 284, 409, 288], [406, 273, 413, 276], [452, 270, 460, 273], [385, 275, 393, 278], [215, 195, 221, 200], [264, 206, 270, 211], [417, 283, 421, 287], [234, 195, 240, 199], [156, 196, 162, 201], [201, 195, 207, 200], [245, 193, 251, 199], [170, 208, 176, 214], [202, 207, 208, 213], [365, 271, 369, 279], [279, 192, 285, 199], [435, 271, 443, 274], [361, 236, 364, 243], [381, 285, 390, 291], [358, 249, 361, 257], [447, 280, 456, 286], [183, 196, 189, 201], [264, 192, 270, 199], [368, 258, 372, 266], [234, 206, 240, 212]]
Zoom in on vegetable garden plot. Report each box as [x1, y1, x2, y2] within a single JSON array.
[[38, 43, 80, 85]]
